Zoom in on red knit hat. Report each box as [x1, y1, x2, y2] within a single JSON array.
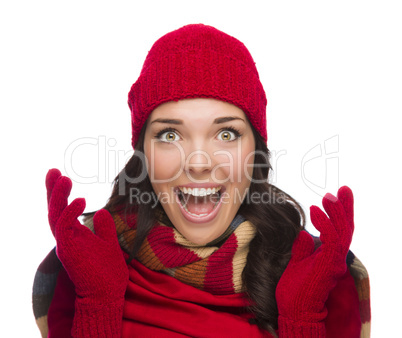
[[128, 24, 267, 148]]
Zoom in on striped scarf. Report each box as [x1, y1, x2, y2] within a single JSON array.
[[85, 211, 256, 295]]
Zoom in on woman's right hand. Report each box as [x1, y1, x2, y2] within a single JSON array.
[[47, 168, 129, 303], [46, 169, 127, 336]]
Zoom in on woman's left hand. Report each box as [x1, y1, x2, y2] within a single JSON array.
[[276, 186, 354, 327]]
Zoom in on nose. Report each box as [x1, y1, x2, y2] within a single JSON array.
[[184, 149, 213, 176]]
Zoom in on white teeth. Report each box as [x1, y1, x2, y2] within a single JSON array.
[[179, 186, 221, 196]]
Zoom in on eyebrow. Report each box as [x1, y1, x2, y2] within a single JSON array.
[[150, 116, 245, 125]]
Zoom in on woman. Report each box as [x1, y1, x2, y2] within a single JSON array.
[[33, 24, 370, 337]]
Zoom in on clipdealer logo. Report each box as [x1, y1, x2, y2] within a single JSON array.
[[301, 135, 339, 197], [63, 134, 340, 199]]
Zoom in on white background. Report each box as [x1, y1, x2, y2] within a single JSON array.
[[1, 0, 401, 336]]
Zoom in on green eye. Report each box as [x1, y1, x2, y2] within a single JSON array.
[[218, 130, 237, 141], [160, 131, 180, 142]]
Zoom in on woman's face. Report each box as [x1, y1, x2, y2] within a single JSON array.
[[144, 98, 255, 245]]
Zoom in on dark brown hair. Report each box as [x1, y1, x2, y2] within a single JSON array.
[[98, 121, 305, 332]]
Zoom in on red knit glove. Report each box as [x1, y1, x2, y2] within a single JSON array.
[[276, 186, 354, 337], [46, 168, 72, 237], [55, 198, 129, 337]]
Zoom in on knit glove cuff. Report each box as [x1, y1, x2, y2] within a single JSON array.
[[72, 300, 124, 338], [278, 316, 325, 337]]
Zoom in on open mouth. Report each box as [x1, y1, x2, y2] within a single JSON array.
[[174, 185, 225, 222]]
